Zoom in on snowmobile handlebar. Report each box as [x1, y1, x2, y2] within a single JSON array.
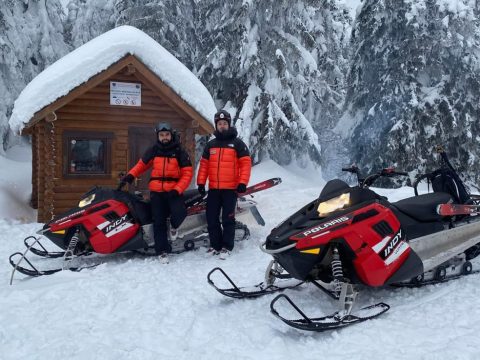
[[362, 169, 408, 187], [341, 166, 360, 173], [343, 166, 408, 188]]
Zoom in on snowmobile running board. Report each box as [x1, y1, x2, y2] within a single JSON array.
[[392, 267, 480, 288], [270, 294, 390, 332], [409, 217, 480, 273], [207, 267, 304, 299]]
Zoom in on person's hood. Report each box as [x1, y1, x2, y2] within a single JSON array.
[[213, 127, 237, 140]]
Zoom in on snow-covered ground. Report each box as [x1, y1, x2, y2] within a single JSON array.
[[1, 153, 480, 359]]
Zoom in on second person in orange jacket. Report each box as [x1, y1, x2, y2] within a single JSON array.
[[197, 110, 252, 259]]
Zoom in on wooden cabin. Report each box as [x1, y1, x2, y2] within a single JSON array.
[[20, 54, 214, 222]]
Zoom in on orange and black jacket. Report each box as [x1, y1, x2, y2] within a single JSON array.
[[128, 139, 193, 194], [197, 128, 251, 190]]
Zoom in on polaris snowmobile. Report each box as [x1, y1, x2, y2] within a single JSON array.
[[9, 178, 281, 284], [208, 147, 480, 332]]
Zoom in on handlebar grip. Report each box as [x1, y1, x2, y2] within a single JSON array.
[[394, 171, 409, 176], [341, 167, 350, 172]]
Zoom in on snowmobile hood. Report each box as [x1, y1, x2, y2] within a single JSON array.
[[44, 187, 145, 229], [265, 185, 387, 251]]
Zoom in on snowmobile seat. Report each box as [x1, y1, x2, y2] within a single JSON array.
[[392, 192, 452, 222], [430, 168, 472, 204], [127, 196, 152, 225]]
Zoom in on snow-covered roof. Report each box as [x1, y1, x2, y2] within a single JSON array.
[[9, 25, 217, 133]]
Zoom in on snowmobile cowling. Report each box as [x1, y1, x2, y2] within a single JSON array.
[[208, 149, 480, 332]]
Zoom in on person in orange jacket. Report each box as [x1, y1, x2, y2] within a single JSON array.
[[197, 110, 252, 259], [121, 122, 193, 263]]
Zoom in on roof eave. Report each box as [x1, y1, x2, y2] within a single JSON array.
[[21, 54, 215, 135]]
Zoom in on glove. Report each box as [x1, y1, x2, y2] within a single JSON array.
[[168, 189, 179, 198], [118, 174, 135, 190], [122, 174, 135, 184], [237, 183, 247, 193], [198, 185, 206, 196]]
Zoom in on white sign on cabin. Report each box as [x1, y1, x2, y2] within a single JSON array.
[[110, 81, 142, 107]]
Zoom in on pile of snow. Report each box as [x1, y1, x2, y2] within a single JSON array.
[[0, 159, 479, 359], [0, 146, 35, 222], [9, 25, 217, 133]]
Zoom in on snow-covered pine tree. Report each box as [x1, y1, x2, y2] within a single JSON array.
[[196, 0, 351, 166], [341, 0, 480, 185], [0, 0, 352, 170], [114, 0, 197, 69], [0, 0, 69, 152], [64, 0, 116, 47]]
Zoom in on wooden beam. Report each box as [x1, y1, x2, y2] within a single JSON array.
[[127, 64, 136, 74]]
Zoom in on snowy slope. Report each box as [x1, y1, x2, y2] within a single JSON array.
[[1, 158, 480, 359]]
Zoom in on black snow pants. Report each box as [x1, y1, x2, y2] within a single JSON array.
[[206, 189, 238, 251], [150, 191, 187, 254]]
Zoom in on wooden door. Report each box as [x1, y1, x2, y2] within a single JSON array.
[[128, 126, 157, 198]]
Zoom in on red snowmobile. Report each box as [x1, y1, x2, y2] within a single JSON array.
[[208, 148, 480, 332], [9, 178, 281, 283]]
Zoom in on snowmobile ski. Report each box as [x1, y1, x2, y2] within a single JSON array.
[[24, 236, 66, 258], [270, 294, 390, 332], [242, 178, 282, 197], [9, 252, 95, 279], [9, 230, 93, 284], [188, 177, 281, 212], [249, 205, 266, 226], [207, 267, 304, 299]]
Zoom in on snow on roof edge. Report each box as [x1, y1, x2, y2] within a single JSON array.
[[9, 25, 216, 133]]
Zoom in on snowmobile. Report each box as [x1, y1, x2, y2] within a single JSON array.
[[9, 178, 281, 284], [208, 147, 480, 332]]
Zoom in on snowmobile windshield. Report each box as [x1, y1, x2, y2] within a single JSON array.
[[79, 193, 96, 207], [319, 179, 350, 201], [318, 193, 350, 216]]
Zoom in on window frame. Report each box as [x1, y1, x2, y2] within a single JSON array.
[[62, 130, 113, 178]]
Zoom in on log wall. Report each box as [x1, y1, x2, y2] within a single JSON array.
[[35, 69, 199, 221]]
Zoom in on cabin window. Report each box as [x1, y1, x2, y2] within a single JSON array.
[[63, 131, 113, 177]]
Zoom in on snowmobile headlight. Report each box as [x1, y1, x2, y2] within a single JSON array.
[[317, 193, 350, 216], [78, 193, 96, 208]]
